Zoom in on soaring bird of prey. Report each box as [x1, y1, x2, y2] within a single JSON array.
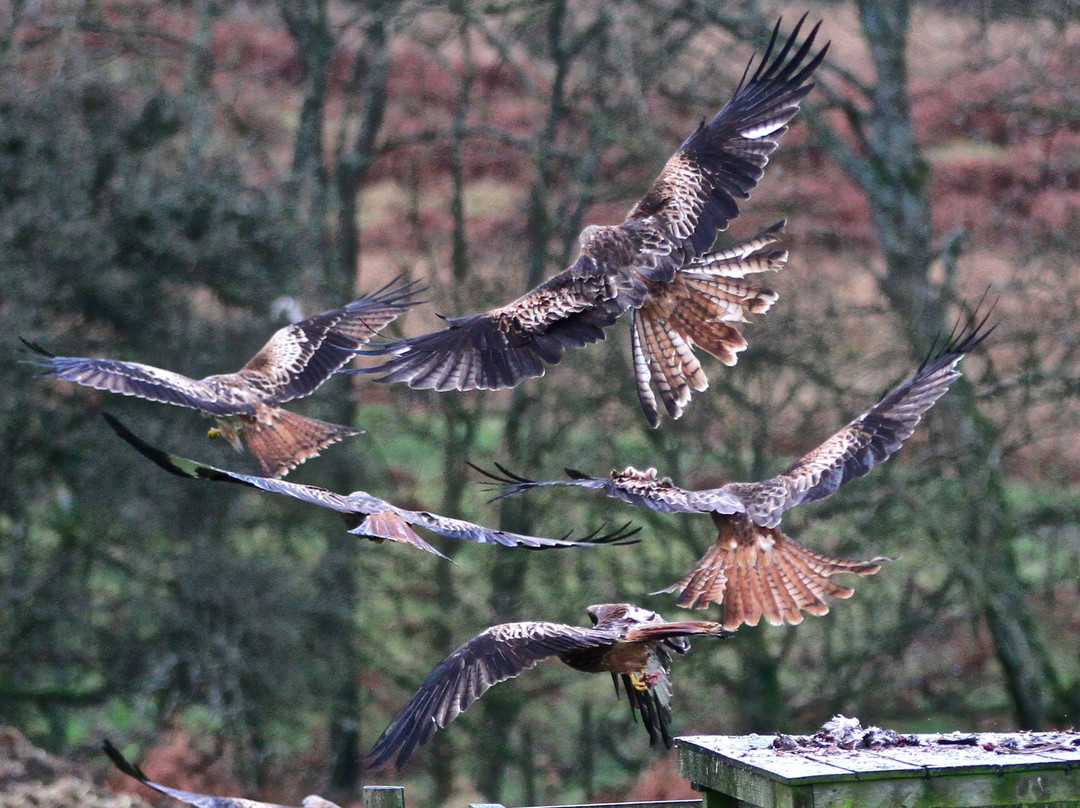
[[104, 413, 638, 560], [362, 602, 734, 770], [351, 16, 825, 427], [25, 278, 420, 478], [477, 313, 994, 629], [103, 739, 341, 808]]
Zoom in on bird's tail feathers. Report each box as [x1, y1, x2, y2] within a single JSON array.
[[656, 529, 889, 630], [618, 673, 672, 749], [243, 407, 360, 478], [651, 541, 729, 611], [346, 510, 451, 561], [631, 309, 707, 427], [690, 220, 786, 268], [632, 226, 788, 426]]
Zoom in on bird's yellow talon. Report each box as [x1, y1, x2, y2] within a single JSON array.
[[207, 427, 221, 439], [629, 670, 649, 691]]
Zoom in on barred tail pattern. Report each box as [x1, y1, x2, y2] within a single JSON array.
[[242, 406, 360, 478]]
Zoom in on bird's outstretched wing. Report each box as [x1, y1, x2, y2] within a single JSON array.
[[103, 739, 335, 808], [362, 621, 623, 770], [355, 18, 825, 397], [626, 16, 825, 255], [23, 278, 420, 415], [239, 277, 422, 403], [104, 413, 638, 558], [24, 346, 250, 415], [721, 309, 996, 529], [472, 462, 745, 516], [352, 233, 647, 394]]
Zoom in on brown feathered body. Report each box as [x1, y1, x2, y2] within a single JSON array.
[[478, 313, 994, 629], [358, 18, 826, 426], [361, 602, 733, 770], [29, 279, 419, 476]]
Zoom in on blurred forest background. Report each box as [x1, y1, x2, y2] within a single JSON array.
[[2, 0, 1079, 805]]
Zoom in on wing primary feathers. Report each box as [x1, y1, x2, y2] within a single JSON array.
[[362, 621, 620, 770], [103, 412, 199, 480], [467, 459, 534, 484], [921, 300, 997, 374], [102, 739, 149, 783], [468, 460, 547, 501], [743, 15, 827, 97], [105, 738, 335, 808], [103, 412, 248, 486], [18, 336, 56, 359], [571, 521, 642, 547], [360, 274, 428, 311], [469, 461, 608, 503]]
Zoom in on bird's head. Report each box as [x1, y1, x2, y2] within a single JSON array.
[[586, 603, 664, 626], [612, 466, 675, 488]]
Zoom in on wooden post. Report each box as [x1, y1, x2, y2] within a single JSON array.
[[363, 785, 405, 808]]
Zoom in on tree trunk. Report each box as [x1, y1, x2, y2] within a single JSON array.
[[811, 0, 1064, 728], [337, 14, 392, 282]]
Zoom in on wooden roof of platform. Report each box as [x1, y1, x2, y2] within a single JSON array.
[[678, 731, 1080, 808]]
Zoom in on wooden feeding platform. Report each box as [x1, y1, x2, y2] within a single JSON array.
[[678, 729, 1080, 808]]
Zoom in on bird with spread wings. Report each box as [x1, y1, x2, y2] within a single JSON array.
[[362, 602, 733, 770], [104, 413, 637, 560], [477, 313, 994, 629], [25, 278, 420, 478], [352, 16, 825, 427], [104, 739, 341, 808]]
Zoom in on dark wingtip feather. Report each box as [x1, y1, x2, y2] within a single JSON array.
[[469, 461, 541, 502], [103, 412, 249, 487], [103, 739, 150, 784], [577, 521, 642, 547], [362, 274, 428, 309], [492, 461, 537, 484], [102, 413, 195, 479], [514, 521, 641, 551], [921, 300, 998, 373], [19, 336, 56, 358]]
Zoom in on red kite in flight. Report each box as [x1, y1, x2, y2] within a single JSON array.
[[104, 739, 341, 808], [362, 602, 733, 770], [27, 278, 420, 477], [478, 313, 994, 629], [104, 413, 638, 561], [354, 16, 825, 426]]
